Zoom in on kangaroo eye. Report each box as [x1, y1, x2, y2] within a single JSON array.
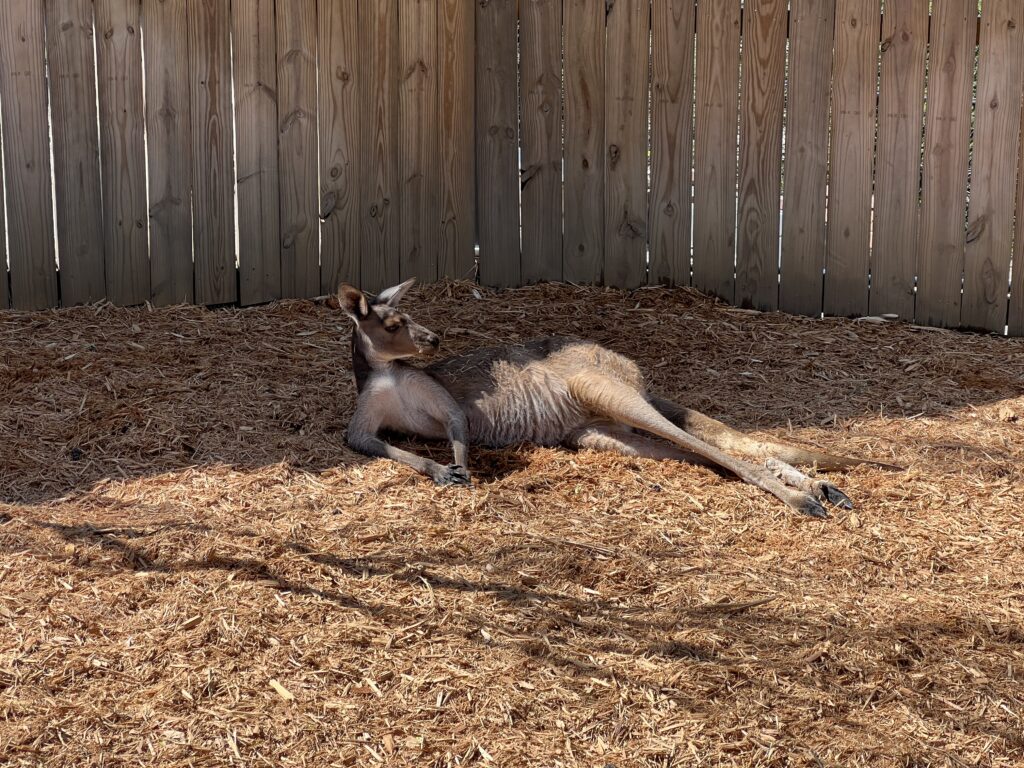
[[385, 325, 400, 333]]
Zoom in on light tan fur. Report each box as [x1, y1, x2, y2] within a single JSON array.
[[338, 280, 899, 517]]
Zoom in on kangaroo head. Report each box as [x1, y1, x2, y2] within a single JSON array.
[[337, 278, 441, 362]]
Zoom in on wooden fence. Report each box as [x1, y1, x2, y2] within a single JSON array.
[[1, 1, 1023, 335]]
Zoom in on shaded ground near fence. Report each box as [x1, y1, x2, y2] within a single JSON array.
[[1, 281, 1023, 767]]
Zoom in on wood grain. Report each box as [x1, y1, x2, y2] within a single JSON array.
[[693, 0, 740, 302], [0, 2, 58, 309], [361, 0, 400, 293], [916, 0, 974, 328], [1012, 103, 1024, 335], [276, 0, 319, 299], [824, 0, 879, 318], [476, 0, 520, 288], [870, 0, 928, 320], [779, 0, 835, 316], [233, 0, 281, 306], [143, 0, 193, 306], [45, 0, 106, 306], [0, 0, 58, 309], [649, 0, 695, 287], [318, 0, 360, 294], [736, 0, 786, 311], [189, 0, 236, 305], [604, 0, 650, 289], [95, 0, 150, 306], [399, 0, 439, 282], [520, 0, 563, 284], [0, 124, 6, 308], [439, 0, 476, 281], [962, 0, 1024, 332], [563, 0, 604, 284]]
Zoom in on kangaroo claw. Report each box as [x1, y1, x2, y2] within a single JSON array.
[[434, 464, 472, 487], [818, 482, 853, 510], [796, 495, 829, 519]]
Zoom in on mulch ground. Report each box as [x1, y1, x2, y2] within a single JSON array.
[[1, 280, 1023, 767]]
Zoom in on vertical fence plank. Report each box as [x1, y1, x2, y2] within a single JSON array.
[[871, 0, 928, 320], [649, 0, 695, 287], [779, 0, 835, 316], [962, 0, 1024, 332], [824, 0, 879, 317], [319, 0, 359, 294], [144, 0, 193, 306], [361, 0, 399, 293], [693, 0, 740, 302], [736, 0, 786, 310], [96, 0, 150, 306], [0, 0, 58, 310], [563, 0, 604, 284], [276, 0, 319, 299], [520, 0, 562, 284], [439, 0, 475, 281], [234, 0, 281, 306], [46, 0, 106, 307], [1012, 106, 1024, 336], [476, 0, 519, 287], [399, 0, 439, 282], [189, 0, 236, 305], [0, 110, 6, 307], [917, 0, 974, 328], [605, 0, 650, 288]]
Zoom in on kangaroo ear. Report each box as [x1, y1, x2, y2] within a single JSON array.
[[372, 277, 416, 307], [337, 284, 370, 320]]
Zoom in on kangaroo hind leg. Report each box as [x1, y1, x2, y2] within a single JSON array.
[[567, 374, 830, 517]]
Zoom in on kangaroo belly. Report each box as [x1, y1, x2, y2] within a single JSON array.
[[462, 368, 587, 447]]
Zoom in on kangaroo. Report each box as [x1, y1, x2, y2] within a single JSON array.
[[339, 278, 897, 518]]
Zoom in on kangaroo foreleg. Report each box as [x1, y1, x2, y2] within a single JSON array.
[[648, 396, 898, 471], [347, 431, 470, 486], [569, 376, 829, 517]]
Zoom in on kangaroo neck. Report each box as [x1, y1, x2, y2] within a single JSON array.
[[351, 328, 412, 393]]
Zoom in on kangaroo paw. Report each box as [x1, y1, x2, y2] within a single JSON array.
[[790, 492, 829, 519], [767, 458, 853, 512]]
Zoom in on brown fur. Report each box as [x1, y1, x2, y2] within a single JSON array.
[[338, 280, 899, 517]]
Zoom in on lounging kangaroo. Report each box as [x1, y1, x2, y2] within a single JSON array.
[[339, 278, 896, 517]]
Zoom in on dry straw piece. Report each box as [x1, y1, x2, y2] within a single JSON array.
[[1, 280, 1023, 767]]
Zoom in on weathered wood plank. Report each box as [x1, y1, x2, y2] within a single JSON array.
[[916, 0, 974, 328], [604, 0, 650, 288], [143, 0, 193, 306], [563, 0, 604, 284], [693, 0, 740, 302], [871, 0, 928, 320], [399, 0, 439, 282], [779, 0, 835, 316], [736, 0, 786, 310], [962, 0, 1024, 332], [0, 120, 6, 308], [520, 0, 562, 284], [277, 0, 319, 299], [233, 0, 281, 306], [1012, 105, 1024, 335], [476, 0, 519, 288], [0, 0, 58, 309], [649, 0, 695, 287], [361, 0, 400, 292], [45, 0, 106, 306], [439, 0, 476, 281], [189, 0, 235, 305], [824, 0, 879, 318], [318, 0, 359, 294], [95, 0, 150, 306]]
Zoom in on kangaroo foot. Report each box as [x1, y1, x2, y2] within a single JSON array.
[[431, 463, 472, 487], [766, 458, 853, 511]]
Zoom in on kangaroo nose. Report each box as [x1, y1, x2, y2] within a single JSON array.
[[428, 334, 440, 348]]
